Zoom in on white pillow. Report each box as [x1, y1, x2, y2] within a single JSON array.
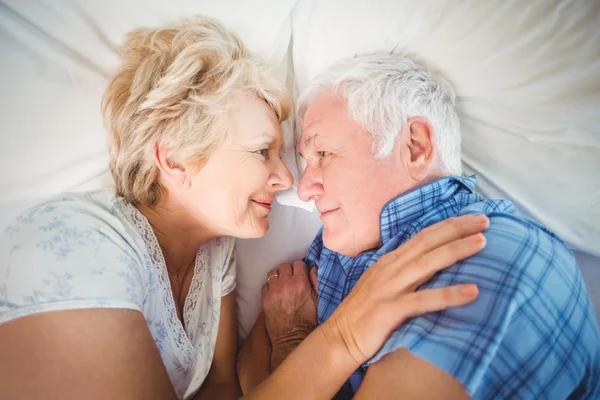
[[0, 0, 298, 203], [289, 0, 600, 257]]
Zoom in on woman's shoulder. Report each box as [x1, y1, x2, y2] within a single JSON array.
[[3, 189, 139, 247], [0, 190, 151, 323], [206, 236, 235, 262]]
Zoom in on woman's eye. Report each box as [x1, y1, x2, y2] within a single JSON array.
[[318, 151, 330, 159], [254, 148, 269, 157]]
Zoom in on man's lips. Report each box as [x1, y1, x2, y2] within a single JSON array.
[[319, 207, 340, 216]]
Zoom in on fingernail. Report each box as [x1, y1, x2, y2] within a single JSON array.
[[461, 284, 479, 296], [469, 233, 483, 242], [476, 214, 489, 225]]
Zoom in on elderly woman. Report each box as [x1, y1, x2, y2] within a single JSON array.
[[0, 17, 486, 400]]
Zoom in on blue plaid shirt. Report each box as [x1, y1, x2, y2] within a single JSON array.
[[304, 176, 600, 399]]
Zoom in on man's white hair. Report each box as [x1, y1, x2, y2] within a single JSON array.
[[297, 54, 462, 176]]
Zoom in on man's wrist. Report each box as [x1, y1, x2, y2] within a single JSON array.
[[270, 332, 308, 371]]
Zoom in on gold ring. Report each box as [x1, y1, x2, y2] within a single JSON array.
[[267, 274, 279, 283]]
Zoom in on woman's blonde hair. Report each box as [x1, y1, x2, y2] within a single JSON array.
[[102, 16, 290, 206]]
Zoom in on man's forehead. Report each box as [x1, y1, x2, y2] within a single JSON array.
[[299, 93, 343, 145], [304, 92, 343, 122]]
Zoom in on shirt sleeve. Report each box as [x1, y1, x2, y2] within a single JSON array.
[[365, 214, 575, 396], [0, 200, 146, 324], [220, 237, 236, 297]]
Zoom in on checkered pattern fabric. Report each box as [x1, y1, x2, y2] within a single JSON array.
[[305, 176, 600, 399]]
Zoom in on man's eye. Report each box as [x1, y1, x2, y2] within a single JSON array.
[[254, 149, 269, 157], [318, 151, 331, 159]]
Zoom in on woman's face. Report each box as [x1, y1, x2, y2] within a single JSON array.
[[182, 95, 293, 239]]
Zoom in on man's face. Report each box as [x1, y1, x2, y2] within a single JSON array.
[[297, 92, 415, 257]]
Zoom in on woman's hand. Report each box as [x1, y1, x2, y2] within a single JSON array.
[[323, 214, 489, 366], [261, 261, 319, 369], [243, 214, 489, 400]]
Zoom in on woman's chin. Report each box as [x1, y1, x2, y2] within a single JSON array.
[[234, 219, 270, 239]]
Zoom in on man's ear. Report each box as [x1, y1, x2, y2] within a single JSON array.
[[153, 143, 191, 189], [405, 116, 435, 181]]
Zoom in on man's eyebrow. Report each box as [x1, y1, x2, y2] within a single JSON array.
[[298, 133, 319, 159], [303, 133, 319, 149]]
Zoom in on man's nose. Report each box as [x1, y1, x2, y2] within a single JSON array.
[[297, 164, 323, 202]]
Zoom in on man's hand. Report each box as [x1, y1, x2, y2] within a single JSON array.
[[261, 261, 319, 370]]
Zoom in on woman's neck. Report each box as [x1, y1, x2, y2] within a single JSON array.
[[136, 195, 216, 275]]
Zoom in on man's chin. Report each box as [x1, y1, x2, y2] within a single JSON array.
[[323, 232, 359, 257], [323, 230, 377, 257]]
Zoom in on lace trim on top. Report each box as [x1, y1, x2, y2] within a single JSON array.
[[124, 202, 208, 368]]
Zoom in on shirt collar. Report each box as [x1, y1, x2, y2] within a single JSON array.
[[335, 175, 478, 269], [379, 175, 477, 243]]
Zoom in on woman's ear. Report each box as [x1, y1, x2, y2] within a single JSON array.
[[153, 143, 191, 189], [405, 116, 436, 181]]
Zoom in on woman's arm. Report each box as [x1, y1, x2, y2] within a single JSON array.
[[245, 319, 359, 400], [237, 312, 272, 394], [194, 292, 241, 400], [0, 308, 179, 400], [243, 214, 488, 399]]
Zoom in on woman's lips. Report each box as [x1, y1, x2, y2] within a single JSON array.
[[252, 200, 272, 210]]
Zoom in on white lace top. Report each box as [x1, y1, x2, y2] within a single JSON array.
[[0, 189, 236, 399]]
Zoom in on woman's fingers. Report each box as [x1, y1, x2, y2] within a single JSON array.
[[383, 215, 489, 266], [398, 284, 479, 320], [399, 233, 487, 290], [320, 218, 489, 368]]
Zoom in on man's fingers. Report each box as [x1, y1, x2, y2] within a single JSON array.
[[399, 284, 479, 319], [292, 261, 308, 277], [400, 233, 487, 289], [261, 283, 269, 298], [310, 267, 319, 295], [266, 268, 279, 287], [278, 263, 293, 278], [385, 215, 489, 266]]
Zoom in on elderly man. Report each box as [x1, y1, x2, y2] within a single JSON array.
[[238, 54, 600, 399]]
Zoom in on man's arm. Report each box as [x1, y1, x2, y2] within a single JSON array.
[[355, 348, 470, 400], [194, 293, 241, 400], [237, 312, 272, 394]]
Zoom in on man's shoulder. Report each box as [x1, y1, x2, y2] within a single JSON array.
[[431, 201, 585, 322], [457, 200, 576, 271], [406, 199, 582, 316]]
